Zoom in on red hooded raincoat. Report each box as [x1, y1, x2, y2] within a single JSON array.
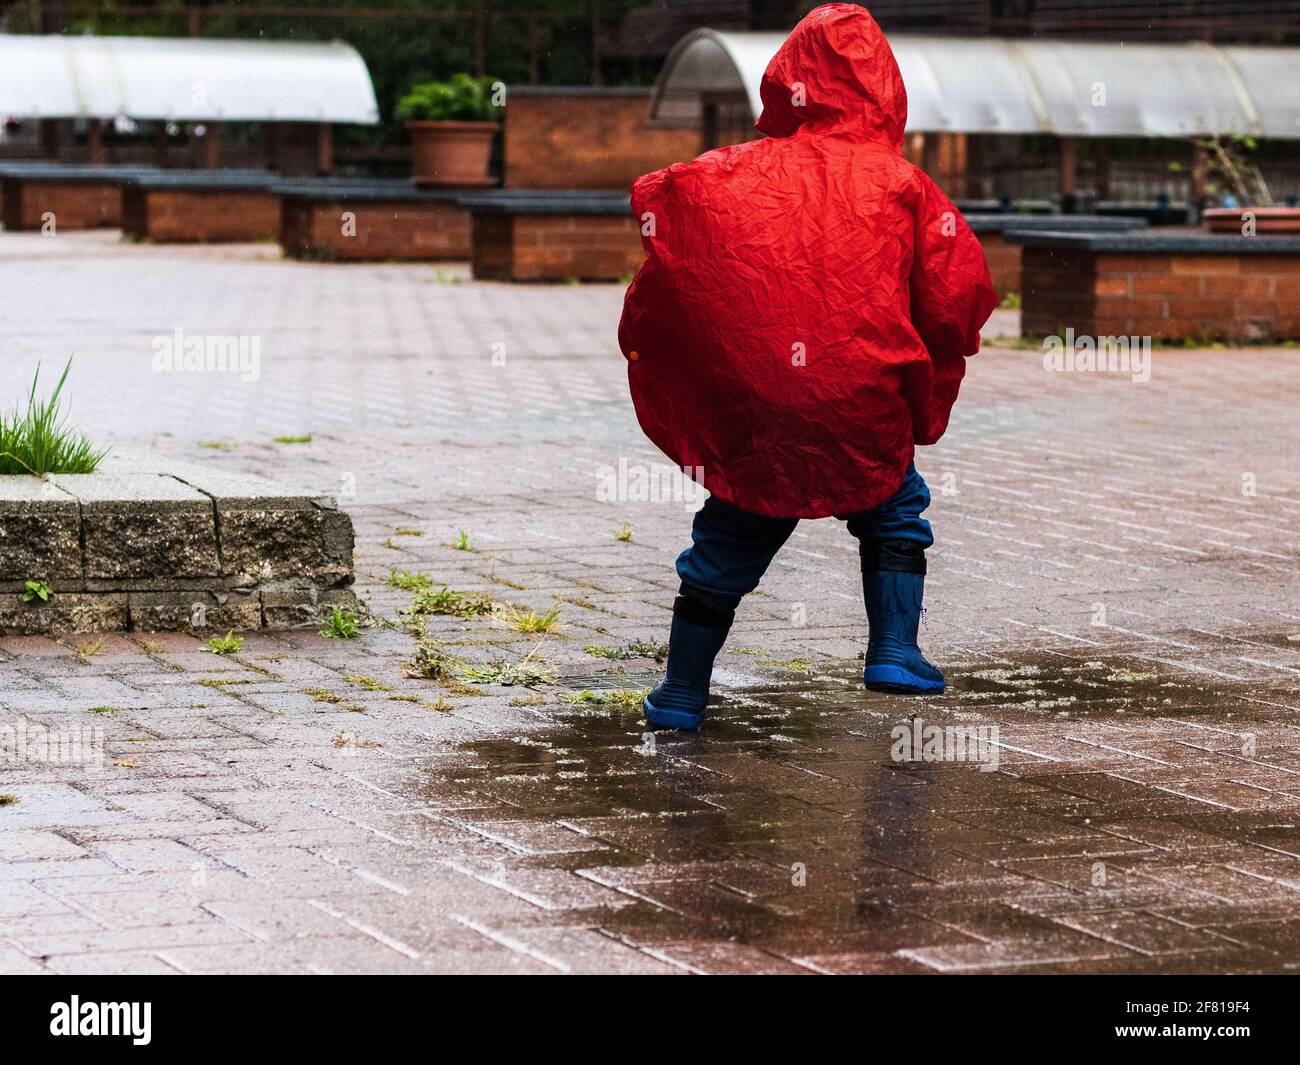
[[618, 3, 996, 518]]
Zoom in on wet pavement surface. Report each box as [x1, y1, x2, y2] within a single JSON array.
[[1, 231, 1298, 974]]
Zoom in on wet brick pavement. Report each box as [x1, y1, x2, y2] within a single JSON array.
[[1, 230, 1298, 973]]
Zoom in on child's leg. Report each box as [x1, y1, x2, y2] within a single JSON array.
[[841, 463, 944, 694], [675, 495, 800, 599], [644, 496, 798, 730], [843, 462, 934, 560]]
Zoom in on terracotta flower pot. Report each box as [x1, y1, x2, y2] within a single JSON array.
[[1202, 206, 1300, 234], [406, 120, 497, 188]]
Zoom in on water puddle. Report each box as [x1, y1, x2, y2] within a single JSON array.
[[411, 629, 1299, 972]]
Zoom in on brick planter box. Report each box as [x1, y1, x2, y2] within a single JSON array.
[[0, 455, 355, 635], [966, 215, 1147, 300], [0, 163, 158, 231], [278, 179, 472, 261], [1011, 231, 1300, 341], [464, 191, 638, 282], [122, 172, 281, 243]]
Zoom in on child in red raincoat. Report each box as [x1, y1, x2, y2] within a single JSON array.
[[619, 4, 996, 730]]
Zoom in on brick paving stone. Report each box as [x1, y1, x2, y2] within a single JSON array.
[[0, 945, 50, 974], [0, 232, 1298, 972], [12, 920, 257, 959], [46, 951, 185, 975]]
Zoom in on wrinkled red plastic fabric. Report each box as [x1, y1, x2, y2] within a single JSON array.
[[619, 3, 996, 519]]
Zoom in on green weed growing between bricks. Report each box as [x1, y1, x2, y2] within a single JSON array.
[[407, 587, 495, 618], [204, 631, 244, 655], [585, 639, 669, 662], [458, 655, 556, 687], [320, 606, 361, 639], [388, 569, 433, 591], [504, 606, 561, 634], [20, 579, 52, 603], [76, 637, 103, 659], [564, 688, 650, 712], [406, 636, 463, 683]]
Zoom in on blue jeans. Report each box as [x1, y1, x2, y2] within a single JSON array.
[[676, 464, 933, 600]]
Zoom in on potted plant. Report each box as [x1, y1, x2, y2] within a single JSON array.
[[1195, 135, 1300, 234], [396, 74, 502, 188]]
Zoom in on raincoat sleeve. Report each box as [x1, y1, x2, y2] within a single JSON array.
[[906, 174, 997, 445]]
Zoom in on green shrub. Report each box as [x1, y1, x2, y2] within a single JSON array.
[[396, 74, 502, 123]]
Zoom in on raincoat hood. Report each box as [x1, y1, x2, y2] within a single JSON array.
[[755, 3, 907, 146]]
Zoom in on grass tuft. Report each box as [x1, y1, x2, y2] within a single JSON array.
[[505, 606, 560, 634], [0, 358, 109, 477], [77, 637, 103, 659]]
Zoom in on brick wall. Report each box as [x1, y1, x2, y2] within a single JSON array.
[[1021, 247, 1098, 336], [472, 211, 644, 281], [505, 89, 700, 191], [1022, 246, 1300, 340], [472, 212, 516, 278], [281, 199, 471, 261], [1, 178, 122, 230], [123, 188, 280, 243], [977, 232, 1021, 299]]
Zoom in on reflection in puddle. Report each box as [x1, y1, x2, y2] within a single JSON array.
[[423, 634, 1300, 973]]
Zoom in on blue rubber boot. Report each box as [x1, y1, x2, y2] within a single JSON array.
[[643, 591, 736, 731], [862, 569, 945, 694]]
